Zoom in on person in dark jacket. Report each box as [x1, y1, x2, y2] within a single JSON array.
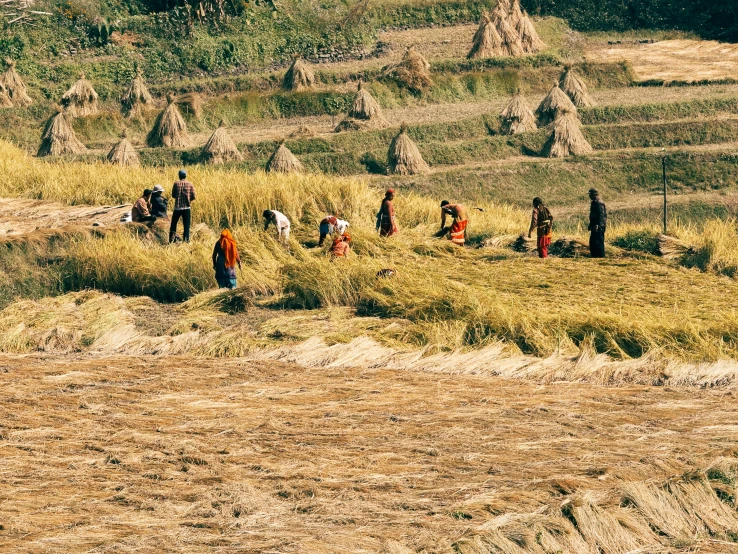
[[588, 188, 607, 258], [150, 184, 169, 220], [212, 229, 242, 289]]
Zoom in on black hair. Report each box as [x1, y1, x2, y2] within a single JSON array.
[[262, 210, 272, 218], [440, 200, 450, 207], [533, 197, 543, 207], [143, 189, 152, 196]]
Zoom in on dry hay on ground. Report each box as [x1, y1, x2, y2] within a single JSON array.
[[121, 69, 154, 117], [0, 58, 32, 107], [0, 198, 129, 236], [283, 58, 315, 92], [147, 93, 190, 148], [200, 121, 242, 165], [60, 73, 99, 117], [658, 234, 696, 260], [387, 123, 429, 175], [384, 47, 432, 93], [500, 90, 537, 135], [107, 129, 140, 167], [1, 354, 737, 552], [536, 82, 577, 126], [37, 109, 87, 157], [517, 10, 546, 54], [266, 142, 303, 173], [0, 81, 12, 108], [288, 124, 317, 138], [542, 109, 593, 158], [468, 13, 504, 59], [560, 65, 595, 107]]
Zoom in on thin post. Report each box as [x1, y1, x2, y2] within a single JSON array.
[[662, 155, 667, 234]]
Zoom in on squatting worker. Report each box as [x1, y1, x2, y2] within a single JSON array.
[[212, 229, 242, 290], [131, 189, 156, 223], [318, 216, 350, 246], [588, 188, 607, 258], [377, 189, 398, 237], [440, 200, 469, 246], [528, 197, 554, 259], [263, 209, 291, 243], [150, 184, 169, 220], [170, 169, 196, 243], [330, 233, 351, 258]]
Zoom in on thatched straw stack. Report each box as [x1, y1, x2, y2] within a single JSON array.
[[385, 47, 432, 93], [121, 69, 154, 117], [535, 82, 577, 126], [177, 92, 203, 119], [500, 91, 537, 135], [283, 58, 315, 92], [147, 93, 190, 148], [201, 121, 242, 164], [37, 107, 87, 157], [542, 109, 593, 158], [336, 82, 388, 132], [508, 0, 524, 28], [497, 16, 525, 57], [387, 123, 429, 175], [468, 13, 504, 59], [266, 141, 303, 173], [107, 129, 140, 167], [658, 235, 695, 260], [61, 73, 99, 117], [560, 65, 595, 107], [1, 59, 32, 107], [517, 11, 546, 53], [0, 82, 12, 108]]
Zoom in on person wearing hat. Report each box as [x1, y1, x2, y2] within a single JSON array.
[[170, 169, 196, 243], [131, 188, 155, 223], [377, 189, 398, 237], [150, 184, 169, 220], [588, 188, 607, 258]]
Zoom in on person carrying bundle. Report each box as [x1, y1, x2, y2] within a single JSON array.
[[377, 189, 398, 237], [131, 189, 156, 223], [263, 209, 291, 243], [212, 229, 242, 289], [528, 197, 554, 258], [440, 201, 469, 246]]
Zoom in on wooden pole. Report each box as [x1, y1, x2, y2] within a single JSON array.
[[662, 154, 667, 234]]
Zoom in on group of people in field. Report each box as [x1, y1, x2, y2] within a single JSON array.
[[127, 171, 608, 291]]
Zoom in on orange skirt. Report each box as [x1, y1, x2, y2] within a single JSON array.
[[450, 220, 468, 245]]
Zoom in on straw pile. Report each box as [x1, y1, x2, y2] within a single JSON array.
[[500, 90, 537, 135], [542, 109, 593, 158], [37, 108, 87, 157], [121, 69, 154, 117], [283, 58, 315, 92], [289, 124, 316, 138], [336, 82, 388, 131], [560, 65, 595, 107], [107, 129, 140, 167], [60, 73, 99, 117], [384, 47, 432, 93], [658, 235, 695, 260], [200, 121, 243, 164], [1, 58, 32, 107], [535, 82, 577, 126], [517, 10, 546, 53], [508, 0, 523, 28], [147, 93, 190, 148], [177, 92, 203, 119], [0, 81, 12, 108], [468, 13, 504, 59], [266, 141, 303, 173], [387, 123, 429, 175], [491, 3, 524, 57]]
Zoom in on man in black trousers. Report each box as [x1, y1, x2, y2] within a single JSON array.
[[588, 188, 607, 258], [169, 169, 196, 243]]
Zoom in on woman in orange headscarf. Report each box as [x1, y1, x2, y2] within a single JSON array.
[[212, 229, 242, 289]]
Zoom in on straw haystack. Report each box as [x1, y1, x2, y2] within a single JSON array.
[[107, 129, 140, 167], [535, 82, 577, 126], [560, 65, 595, 107], [147, 93, 190, 148], [497, 16, 525, 57], [468, 13, 504, 59], [1, 59, 32, 107], [0, 82, 12, 108], [508, 0, 524, 28], [542, 109, 593, 158], [385, 47, 432, 93], [517, 11, 546, 53], [37, 108, 87, 157], [121, 69, 154, 117], [336, 82, 388, 132], [201, 121, 242, 164], [177, 92, 203, 119], [61, 73, 99, 117], [658, 234, 695, 260], [283, 58, 315, 92], [500, 91, 537, 135], [266, 142, 303, 173], [387, 123, 429, 175]]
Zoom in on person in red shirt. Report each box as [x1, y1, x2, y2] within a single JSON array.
[[377, 189, 398, 237], [527, 197, 554, 258], [330, 233, 351, 258], [318, 215, 338, 246]]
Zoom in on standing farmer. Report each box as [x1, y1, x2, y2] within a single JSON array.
[[528, 197, 554, 258], [263, 210, 291, 243], [440, 201, 469, 246], [377, 189, 398, 237], [212, 229, 242, 289], [588, 188, 607, 258], [170, 169, 196, 243]]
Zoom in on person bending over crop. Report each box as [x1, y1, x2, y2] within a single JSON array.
[[212, 229, 241, 290], [170, 169, 195, 243], [377, 189, 398, 237], [440, 201, 469, 246], [330, 233, 351, 258], [131, 189, 156, 223], [263, 209, 291, 243], [528, 197, 554, 258]]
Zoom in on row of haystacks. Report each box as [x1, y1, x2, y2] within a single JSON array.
[[468, 0, 545, 59]]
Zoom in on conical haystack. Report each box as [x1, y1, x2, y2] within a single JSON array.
[[61, 72, 99, 117], [201, 121, 242, 164], [147, 93, 190, 148], [387, 123, 429, 175], [107, 129, 140, 167], [508, 0, 523, 28], [559, 65, 595, 108], [1, 59, 32, 107], [468, 13, 504, 59], [500, 90, 537, 135], [37, 108, 87, 157], [496, 15, 525, 57], [535, 82, 577, 126], [542, 109, 593, 158], [121, 69, 154, 117], [283, 58, 315, 92], [517, 11, 546, 53], [266, 141, 303, 173], [336, 81, 388, 132], [177, 92, 203, 119], [0, 82, 12, 108], [385, 47, 432, 94]]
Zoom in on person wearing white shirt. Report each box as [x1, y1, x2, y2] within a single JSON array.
[[263, 209, 291, 243]]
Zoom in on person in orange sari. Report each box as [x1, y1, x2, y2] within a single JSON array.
[[528, 197, 554, 259], [212, 229, 242, 289], [440, 201, 469, 246], [377, 189, 398, 237], [330, 233, 351, 258]]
